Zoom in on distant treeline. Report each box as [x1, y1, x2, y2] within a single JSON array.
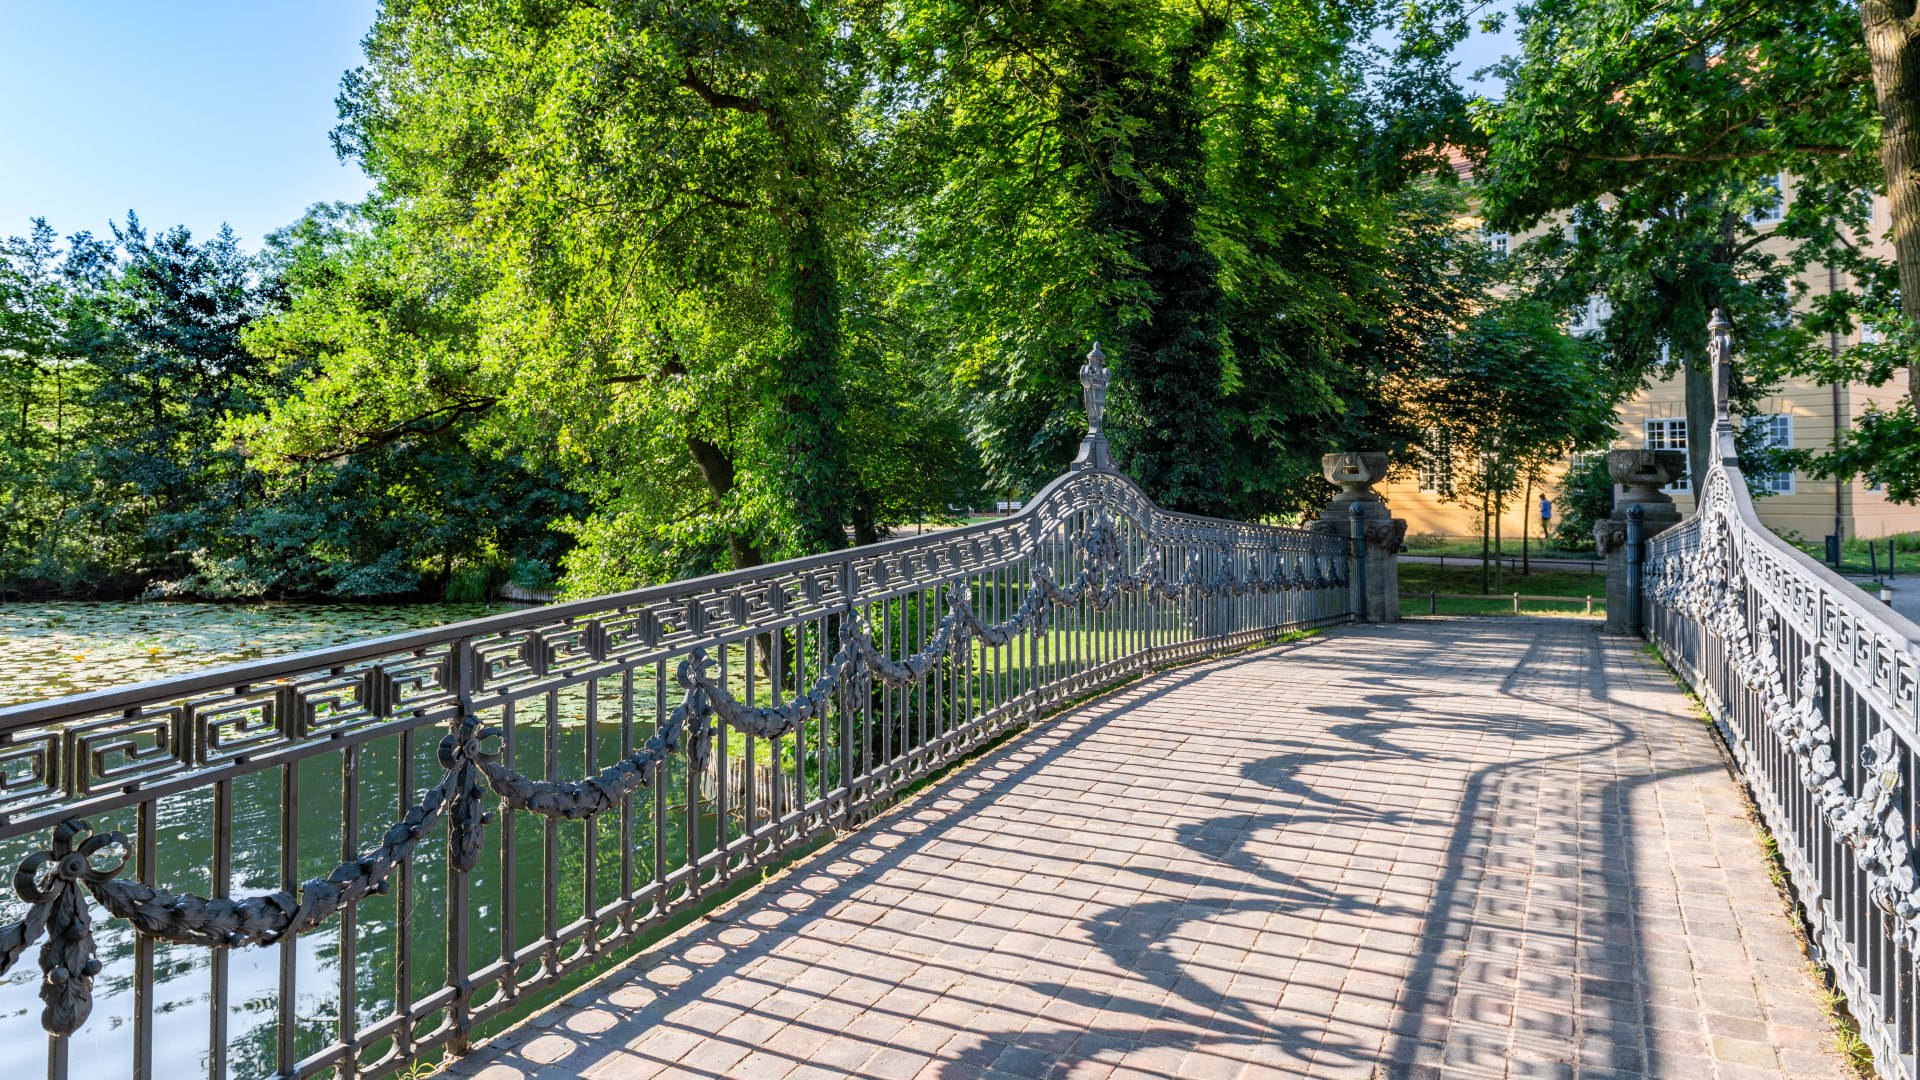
[[0, 216, 589, 600], [2, 0, 1679, 602]]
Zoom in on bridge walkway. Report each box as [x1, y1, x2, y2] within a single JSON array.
[[449, 618, 1847, 1080]]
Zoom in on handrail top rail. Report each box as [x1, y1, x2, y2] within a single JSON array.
[[1656, 423, 1920, 652], [0, 464, 1340, 729]]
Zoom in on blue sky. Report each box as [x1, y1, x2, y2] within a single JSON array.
[[0, 1, 378, 250], [0, 2, 1518, 254]]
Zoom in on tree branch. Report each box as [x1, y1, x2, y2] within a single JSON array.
[[677, 67, 765, 114]]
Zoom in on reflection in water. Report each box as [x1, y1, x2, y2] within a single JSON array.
[[0, 600, 509, 706], [0, 601, 591, 1080]]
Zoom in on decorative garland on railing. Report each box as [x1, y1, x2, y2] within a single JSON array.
[[0, 515, 1345, 1035], [1648, 481, 1920, 949]]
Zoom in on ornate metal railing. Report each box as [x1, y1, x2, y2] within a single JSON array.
[[1646, 315, 1920, 1080], [0, 392, 1352, 1080]]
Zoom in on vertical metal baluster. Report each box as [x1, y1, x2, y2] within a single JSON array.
[[716, 647, 730, 880], [817, 616, 831, 813], [500, 700, 518, 984], [858, 601, 874, 808], [448, 723, 472, 1053], [209, 777, 233, 1080], [915, 589, 928, 766], [278, 760, 299, 1068], [544, 688, 560, 961], [685, 654, 700, 894], [881, 597, 894, 788], [1070, 526, 1082, 687], [745, 635, 759, 860], [132, 799, 157, 1080], [653, 662, 667, 911], [1023, 558, 1034, 714], [621, 669, 635, 926], [965, 572, 977, 733], [940, 582, 952, 747], [774, 627, 794, 838], [990, 566, 1002, 717], [393, 730, 414, 1062], [585, 678, 599, 932], [338, 746, 360, 1078], [839, 612, 854, 823]]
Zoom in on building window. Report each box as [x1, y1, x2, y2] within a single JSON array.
[[1749, 175, 1785, 224], [1861, 323, 1883, 344], [1645, 417, 1690, 493], [1570, 293, 1612, 336], [1746, 413, 1794, 494], [1480, 228, 1510, 257], [1418, 438, 1454, 495]]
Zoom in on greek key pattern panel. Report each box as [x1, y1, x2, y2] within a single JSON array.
[[0, 468, 1341, 828]]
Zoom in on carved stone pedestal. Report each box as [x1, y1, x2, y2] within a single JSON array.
[[1598, 449, 1686, 634], [1310, 452, 1405, 622]]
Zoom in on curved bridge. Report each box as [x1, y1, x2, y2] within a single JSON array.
[[449, 618, 1845, 1080], [0, 335, 1897, 1079]]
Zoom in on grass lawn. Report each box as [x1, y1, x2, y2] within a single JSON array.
[[1397, 562, 1605, 619], [1402, 534, 1596, 560], [1778, 531, 1920, 577]]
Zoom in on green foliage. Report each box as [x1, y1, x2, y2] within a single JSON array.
[[1413, 297, 1625, 585], [4, 0, 1628, 600], [1553, 455, 1615, 550], [1474, 0, 1893, 491], [891, 0, 1496, 519], [0, 210, 582, 599]]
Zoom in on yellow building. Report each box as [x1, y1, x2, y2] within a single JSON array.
[[1382, 180, 1920, 545]]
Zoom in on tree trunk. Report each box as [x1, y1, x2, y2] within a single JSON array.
[[1522, 475, 1532, 577], [1493, 488, 1504, 594], [1685, 355, 1715, 494], [776, 209, 851, 553], [1083, 17, 1231, 515], [685, 434, 763, 570], [1861, 0, 1920, 404], [1480, 478, 1492, 595]]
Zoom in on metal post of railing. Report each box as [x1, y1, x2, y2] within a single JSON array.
[[1349, 503, 1367, 623], [1625, 504, 1645, 636]]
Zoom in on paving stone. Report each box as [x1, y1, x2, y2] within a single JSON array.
[[444, 619, 1846, 1079]]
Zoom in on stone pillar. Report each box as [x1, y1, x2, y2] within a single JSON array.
[[1597, 448, 1685, 634], [1310, 452, 1405, 622]]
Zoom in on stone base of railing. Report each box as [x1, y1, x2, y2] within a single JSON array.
[[1311, 452, 1403, 622]]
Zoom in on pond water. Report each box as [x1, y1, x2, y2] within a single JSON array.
[[0, 600, 576, 1079], [0, 600, 512, 707]]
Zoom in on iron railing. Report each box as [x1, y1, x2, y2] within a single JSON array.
[[1645, 314, 1920, 1080], [0, 433, 1351, 1080]]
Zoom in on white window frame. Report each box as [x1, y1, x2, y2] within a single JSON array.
[[1645, 417, 1690, 493], [1418, 436, 1454, 494], [1746, 413, 1794, 494], [1480, 227, 1510, 258], [1748, 174, 1785, 224], [1570, 293, 1612, 336]]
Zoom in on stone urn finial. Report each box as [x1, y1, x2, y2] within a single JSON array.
[[1321, 452, 1391, 516], [1607, 448, 1686, 523], [1072, 341, 1114, 470]]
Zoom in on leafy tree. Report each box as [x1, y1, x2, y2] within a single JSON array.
[[1469, 0, 1920, 502], [891, 0, 1491, 518], [1552, 454, 1616, 550], [1475, 0, 1880, 489], [1415, 298, 1624, 589], [324, 0, 882, 560]]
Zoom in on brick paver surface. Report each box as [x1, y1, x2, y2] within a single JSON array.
[[449, 618, 1846, 1080]]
